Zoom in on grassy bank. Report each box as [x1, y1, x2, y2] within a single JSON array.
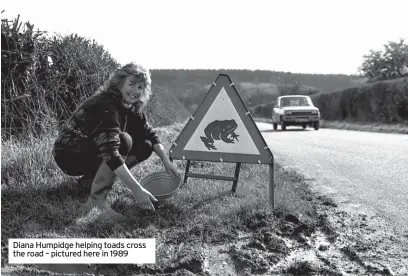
[[253, 117, 408, 134], [1, 123, 341, 275], [318, 119, 408, 134]]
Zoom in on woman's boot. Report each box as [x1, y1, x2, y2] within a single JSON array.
[[77, 161, 124, 224]]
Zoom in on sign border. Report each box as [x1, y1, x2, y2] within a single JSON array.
[[169, 74, 274, 164]]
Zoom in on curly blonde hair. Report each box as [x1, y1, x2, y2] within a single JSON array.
[[97, 62, 152, 110]]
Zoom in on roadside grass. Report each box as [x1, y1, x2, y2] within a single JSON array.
[[253, 117, 408, 134], [319, 119, 408, 134], [1, 122, 318, 274]]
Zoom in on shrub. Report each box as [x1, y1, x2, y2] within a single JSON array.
[[249, 102, 274, 118], [1, 15, 119, 138], [312, 77, 408, 123]]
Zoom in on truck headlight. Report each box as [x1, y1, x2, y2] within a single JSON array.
[[311, 110, 319, 115], [284, 110, 293, 115]]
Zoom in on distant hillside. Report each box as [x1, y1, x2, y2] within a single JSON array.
[[146, 84, 191, 126], [151, 69, 364, 112]]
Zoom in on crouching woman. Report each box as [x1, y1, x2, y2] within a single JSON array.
[[52, 62, 180, 218]]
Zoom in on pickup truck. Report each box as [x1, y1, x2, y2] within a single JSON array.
[[272, 95, 320, 130]]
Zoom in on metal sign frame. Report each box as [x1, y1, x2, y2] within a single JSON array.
[[169, 74, 275, 207]]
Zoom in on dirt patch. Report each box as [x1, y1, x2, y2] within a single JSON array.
[[227, 231, 290, 274], [284, 259, 343, 276], [6, 208, 404, 276], [203, 243, 236, 276], [4, 164, 407, 276], [83, 242, 205, 276], [317, 195, 338, 207], [166, 243, 205, 274], [228, 245, 270, 275], [320, 204, 408, 275], [247, 230, 289, 257]]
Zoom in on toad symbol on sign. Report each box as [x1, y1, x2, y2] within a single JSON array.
[[200, 119, 240, 150]]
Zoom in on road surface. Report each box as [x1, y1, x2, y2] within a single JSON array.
[[257, 122, 408, 234]]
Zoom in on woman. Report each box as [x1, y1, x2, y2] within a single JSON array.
[[52, 62, 180, 218]]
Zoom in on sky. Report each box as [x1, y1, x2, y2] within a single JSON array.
[[2, 0, 407, 75]]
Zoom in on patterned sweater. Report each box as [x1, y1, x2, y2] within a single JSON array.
[[53, 91, 161, 172]]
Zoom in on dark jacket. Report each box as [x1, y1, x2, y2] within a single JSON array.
[[53, 90, 161, 172]]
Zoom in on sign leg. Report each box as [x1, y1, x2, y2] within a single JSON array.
[[183, 160, 191, 185], [269, 163, 274, 208], [231, 162, 241, 193]]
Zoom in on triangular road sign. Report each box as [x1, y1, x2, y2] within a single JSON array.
[[169, 74, 274, 164]]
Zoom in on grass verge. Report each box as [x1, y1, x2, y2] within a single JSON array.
[[253, 117, 408, 134], [2, 123, 332, 275]]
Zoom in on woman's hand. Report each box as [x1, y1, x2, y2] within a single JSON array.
[[114, 164, 158, 211], [152, 143, 181, 180], [134, 187, 158, 211], [163, 159, 181, 180]]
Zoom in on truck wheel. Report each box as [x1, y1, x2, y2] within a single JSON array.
[[314, 122, 320, 130], [273, 123, 277, 130], [281, 120, 286, 131], [302, 123, 307, 129]]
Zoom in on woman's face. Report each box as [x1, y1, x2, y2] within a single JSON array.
[[120, 75, 146, 106]]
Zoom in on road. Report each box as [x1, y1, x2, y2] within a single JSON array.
[[256, 122, 408, 234]]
